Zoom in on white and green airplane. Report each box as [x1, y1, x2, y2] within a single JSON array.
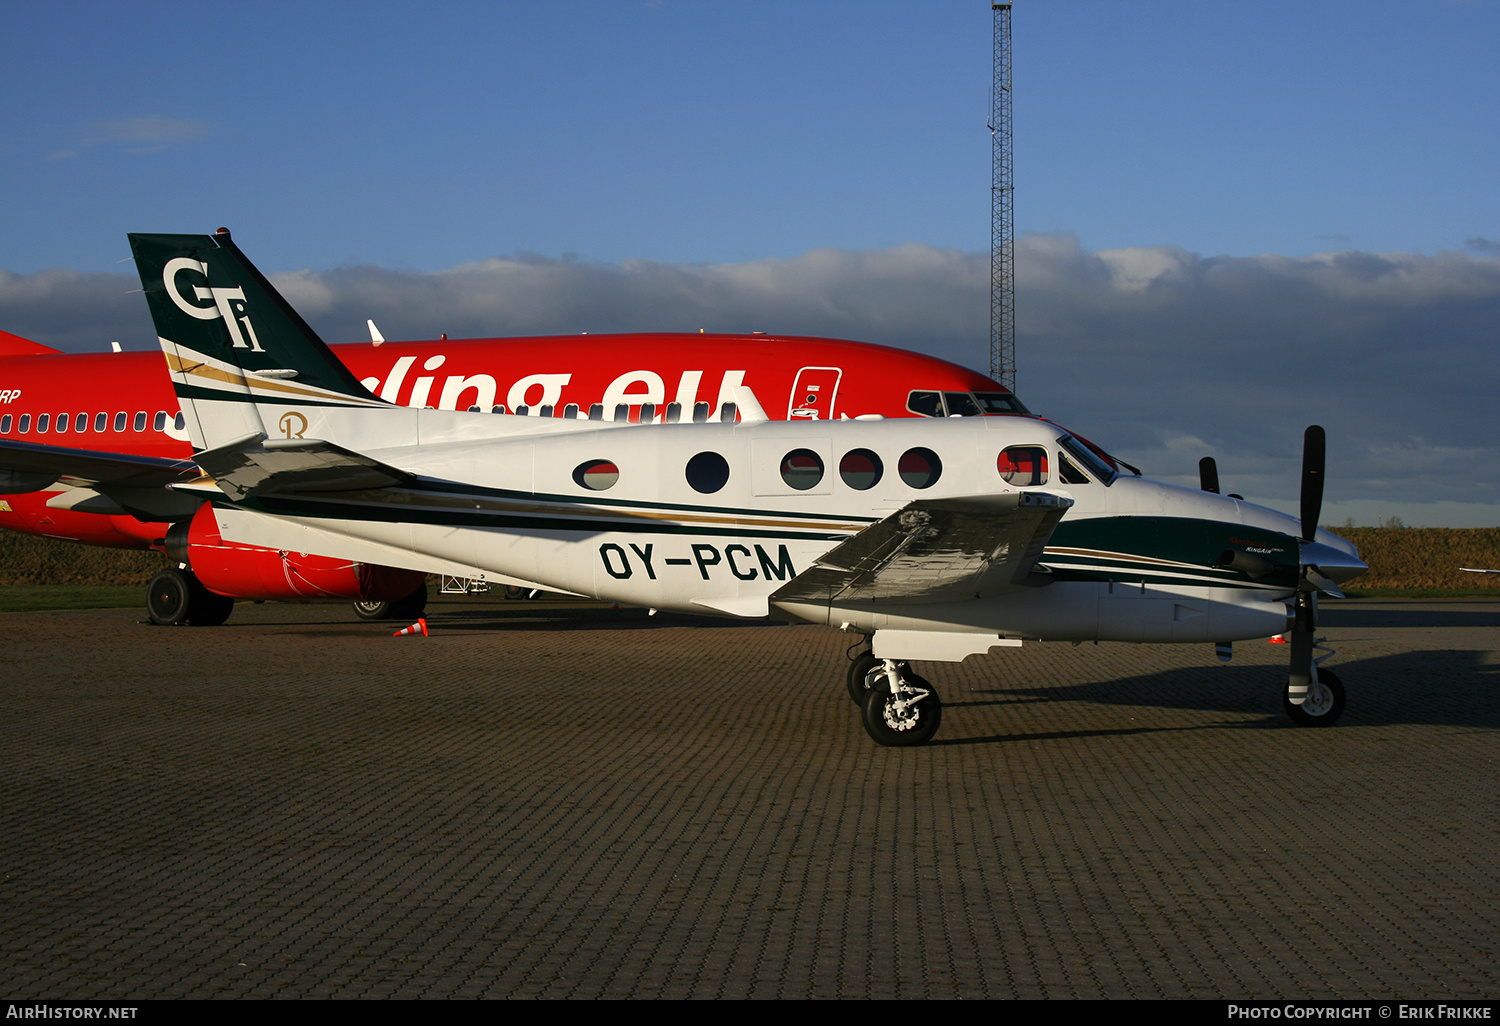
[[129, 229, 1367, 747]]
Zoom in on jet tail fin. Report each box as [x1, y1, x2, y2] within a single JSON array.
[[128, 228, 391, 455]]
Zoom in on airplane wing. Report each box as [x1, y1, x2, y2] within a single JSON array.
[[0, 437, 196, 490], [192, 434, 416, 500], [772, 490, 1072, 606], [0, 437, 204, 520]]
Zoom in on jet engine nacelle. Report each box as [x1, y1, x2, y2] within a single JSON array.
[[166, 503, 427, 602]]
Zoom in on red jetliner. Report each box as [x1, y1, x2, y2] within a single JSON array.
[[0, 324, 1027, 623]]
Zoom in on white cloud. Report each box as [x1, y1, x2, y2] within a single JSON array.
[[3, 234, 1496, 525], [79, 116, 216, 153]]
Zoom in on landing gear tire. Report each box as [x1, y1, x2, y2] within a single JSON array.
[[147, 568, 234, 627], [861, 672, 942, 747], [352, 582, 429, 622], [1284, 668, 1345, 727], [846, 652, 880, 703], [352, 599, 391, 621]]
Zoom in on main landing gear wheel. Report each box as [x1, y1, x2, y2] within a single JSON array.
[[1284, 668, 1345, 727], [352, 582, 429, 621], [861, 667, 942, 747], [146, 568, 234, 627], [846, 652, 879, 703]]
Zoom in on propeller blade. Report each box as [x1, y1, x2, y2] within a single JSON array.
[[1199, 456, 1220, 494], [1300, 425, 1326, 542]]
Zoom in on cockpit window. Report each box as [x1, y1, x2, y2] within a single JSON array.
[[1057, 433, 1117, 486], [943, 392, 982, 418], [1058, 453, 1091, 485], [973, 391, 1029, 415], [909, 389, 1030, 418], [906, 391, 944, 417]]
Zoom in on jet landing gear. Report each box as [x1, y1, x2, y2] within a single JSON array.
[[860, 659, 942, 747], [146, 567, 234, 627]]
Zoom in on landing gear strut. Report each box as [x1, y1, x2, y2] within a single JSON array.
[[860, 659, 942, 747]]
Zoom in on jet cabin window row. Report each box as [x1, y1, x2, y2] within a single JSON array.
[[571, 436, 1115, 496], [0, 410, 186, 435]]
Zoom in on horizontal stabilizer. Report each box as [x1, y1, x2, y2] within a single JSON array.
[[194, 434, 415, 500]]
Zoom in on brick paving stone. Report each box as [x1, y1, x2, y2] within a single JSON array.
[[0, 596, 1496, 999]]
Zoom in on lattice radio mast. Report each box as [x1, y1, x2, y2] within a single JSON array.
[[989, 2, 1015, 389]]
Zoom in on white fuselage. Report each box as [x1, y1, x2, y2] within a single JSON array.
[[208, 404, 1358, 658]]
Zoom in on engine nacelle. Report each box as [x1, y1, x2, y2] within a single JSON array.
[[167, 503, 427, 602]]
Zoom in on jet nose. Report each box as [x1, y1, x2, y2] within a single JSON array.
[[1299, 539, 1369, 585]]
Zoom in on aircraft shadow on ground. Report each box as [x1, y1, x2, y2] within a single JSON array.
[[1320, 604, 1500, 629], [946, 647, 1500, 743], [422, 604, 788, 633]]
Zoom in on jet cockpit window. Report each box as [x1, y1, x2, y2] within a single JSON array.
[[909, 389, 1030, 418], [1057, 433, 1117, 486], [905, 391, 945, 418], [973, 391, 1029, 415], [943, 392, 982, 418], [998, 446, 1048, 486]]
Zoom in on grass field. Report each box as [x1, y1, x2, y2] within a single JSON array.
[[0, 586, 149, 612]]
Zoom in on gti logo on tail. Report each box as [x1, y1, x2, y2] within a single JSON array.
[[163, 257, 265, 352]]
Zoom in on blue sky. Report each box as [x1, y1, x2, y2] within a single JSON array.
[[2, 1, 1494, 272], [1, 1, 1497, 527]]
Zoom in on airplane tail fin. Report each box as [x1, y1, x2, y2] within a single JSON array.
[[128, 229, 389, 455]]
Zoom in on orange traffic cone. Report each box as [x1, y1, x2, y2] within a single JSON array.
[[1268, 633, 1288, 644], [393, 618, 428, 638]]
